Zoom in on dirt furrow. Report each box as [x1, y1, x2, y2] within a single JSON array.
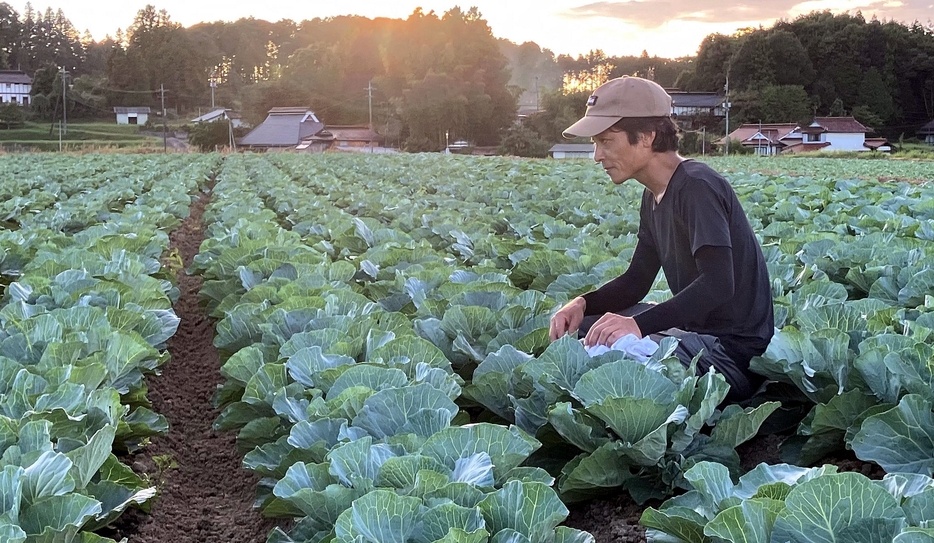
[[106, 185, 281, 543]]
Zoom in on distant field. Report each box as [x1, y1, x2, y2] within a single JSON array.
[[0, 121, 160, 150]]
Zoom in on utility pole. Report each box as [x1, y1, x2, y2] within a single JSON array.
[[724, 72, 731, 156], [366, 80, 374, 129], [702, 126, 706, 156], [161, 83, 167, 153], [535, 76, 539, 111], [210, 69, 217, 110], [61, 66, 66, 136]]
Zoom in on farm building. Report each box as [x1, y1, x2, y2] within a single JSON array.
[[549, 143, 595, 159], [919, 120, 934, 145], [191, 108, 244, 128], [114, 107, 151, 125], [0, 70, 32, 105], [718, 117, 891, 154], [668, 92, 725, 117], [238, 107, 323, 150]]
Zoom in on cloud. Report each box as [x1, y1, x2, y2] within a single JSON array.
[[564, 0, 932, 29]]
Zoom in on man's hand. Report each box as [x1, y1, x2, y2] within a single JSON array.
[[549, 297, 586, 341], [583, 313, 642, 347]]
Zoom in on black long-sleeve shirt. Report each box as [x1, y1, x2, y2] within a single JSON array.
[[582, 160, 774, 367]]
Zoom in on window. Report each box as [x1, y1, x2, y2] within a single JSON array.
[[22, 96, 27, 106], [10, 96, 16, 104], [807, 133, 821, 142]]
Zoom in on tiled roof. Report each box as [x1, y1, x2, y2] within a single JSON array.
[[714, 123, 798, 145], [782, 141, 832, 153], [810, 117, 869, 133], [325, 125, 380, 142], [0, 71, 32, 84], [863, 138, 891, 150], [239, 113, 323, 147], [918, 120, 934, 135], [113, 107, 151, 114]]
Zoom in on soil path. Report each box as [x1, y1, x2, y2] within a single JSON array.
[[107, 184, 281, 543]]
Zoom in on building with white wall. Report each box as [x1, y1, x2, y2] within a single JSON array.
[[114, 107, 151, 125], [549, 143, 595, 159], [0, 71, 32, 106]]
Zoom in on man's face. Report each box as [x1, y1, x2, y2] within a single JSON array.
[[592, 128, 653, 185]]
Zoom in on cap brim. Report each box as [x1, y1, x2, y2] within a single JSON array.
[[562, 115, 620, 139]]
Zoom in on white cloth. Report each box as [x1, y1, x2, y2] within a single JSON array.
[[584, 334, 659, 362]]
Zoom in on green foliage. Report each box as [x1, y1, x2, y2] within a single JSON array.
[[644, 463, 934, 543], [498, 123, 551, 158]]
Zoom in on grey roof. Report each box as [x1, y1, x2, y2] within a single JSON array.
[[191, 108, 229, 122], [240, 112, 324, 147], [918, 120, 934, 135], [549, 144, 594, 153], [0, 71, 32, 84], [669, 92, 723, 108], [114, 107, 151, 114]]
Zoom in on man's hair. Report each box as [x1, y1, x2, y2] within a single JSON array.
[[609, 116, 680, 152]]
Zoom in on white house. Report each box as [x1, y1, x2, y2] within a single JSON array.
[[0, 70, 32, 106], [549, 143, 594, 159], [783, 117, 890, 153], [114, 107, 151, 125], [191, 108, 243, 128]]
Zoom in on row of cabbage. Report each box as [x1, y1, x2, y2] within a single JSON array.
[[636, 171, 934, 542], [196, 154, 602, 543], [207, 153, 934, 542], [0, 154, 218, 543]]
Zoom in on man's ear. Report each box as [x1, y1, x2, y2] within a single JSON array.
[[640, 131, 657, 148]]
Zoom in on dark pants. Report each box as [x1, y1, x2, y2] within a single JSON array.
[[578, 304, 759, 402]]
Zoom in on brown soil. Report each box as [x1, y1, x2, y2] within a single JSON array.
[[101, 187, 284, 543]]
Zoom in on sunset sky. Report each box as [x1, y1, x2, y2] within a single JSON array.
[[26, 0, 934, 58]]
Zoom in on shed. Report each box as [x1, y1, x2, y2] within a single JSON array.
[[549, 143, 594, 159], [919, 120, 934, 145], [114, 107, 151, 125]]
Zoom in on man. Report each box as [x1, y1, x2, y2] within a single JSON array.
[[548, 76, 773, 401]]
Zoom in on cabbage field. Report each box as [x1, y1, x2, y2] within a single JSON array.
[[1, 152, 933, 543]]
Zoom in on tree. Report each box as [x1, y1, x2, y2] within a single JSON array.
[[498, 123, 550, 157]]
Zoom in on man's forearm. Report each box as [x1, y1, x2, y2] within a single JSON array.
[[633, 245, 734, 335], [581, 240, 660, 316]]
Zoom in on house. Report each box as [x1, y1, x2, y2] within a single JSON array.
[[919, 120, 934, 145], [782, 117, 891, 153], [321, 125, 381, 149], [716, 124, 799, 155], [114, 107, 151, 125], [0, 70, 32, 106], [717, 117, 891, 154], [549, 143, 594, 159], [191, 108, 243, 128], [669, 92, 725, 117], [238, 107, 323, 150]]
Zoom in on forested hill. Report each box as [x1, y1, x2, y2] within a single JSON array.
[[0, 3, 931, 147], [676, 12, 934, 136]]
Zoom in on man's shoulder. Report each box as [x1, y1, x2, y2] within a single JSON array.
[[678, 159, 728, 183], [674, 160, 733, 196]]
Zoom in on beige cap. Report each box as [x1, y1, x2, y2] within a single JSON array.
[[563, 76, 672, 138]]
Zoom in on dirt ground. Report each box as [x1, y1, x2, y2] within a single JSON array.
[[101, 187, 283, 543], [99, 188, 884, 543]]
